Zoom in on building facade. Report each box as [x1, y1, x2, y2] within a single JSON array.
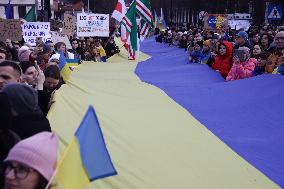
[[0, 0, 36, 19]]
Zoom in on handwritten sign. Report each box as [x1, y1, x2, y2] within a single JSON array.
[[77, 13, 109, 37], [22, 22, 51, 46], [0, 19, 22, 41], [62, 14, 76, 36], [204, 14, 229, 31], [50, 31, 72, 49], [50, 19, 63, 31]]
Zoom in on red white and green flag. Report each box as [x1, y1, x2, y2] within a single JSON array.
[[121, 0, 154, 60], [136, 0, 154, 28], [111, 0, 126, 22], [121, 1, 138, 59]]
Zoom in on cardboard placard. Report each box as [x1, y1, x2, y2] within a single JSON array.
[[22, 22, 52, 46], [0, 19, 22, 41], [50, 31, 72, 49], [62, 14, 76, 36], [77, 13, 109, 37], [204, 14, 229, 31]]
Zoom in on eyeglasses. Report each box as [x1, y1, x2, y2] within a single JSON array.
[[4, 162, 33, 180]]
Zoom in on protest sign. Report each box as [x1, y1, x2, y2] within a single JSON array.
[[0, 19, 22, 41], [204, 14, 229, 31], [228, 20, 251, 31], [50, 19, 63, 31], [77, 13, 109, 37], [62, 14, 76, 36], [22, 22, 51, 46], [50, 31, 72, 49]]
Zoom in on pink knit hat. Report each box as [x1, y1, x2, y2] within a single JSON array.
[[18, 46, 32, 62], [5, 132, 58, 181]]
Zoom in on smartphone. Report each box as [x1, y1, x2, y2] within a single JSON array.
[[233, 49, 246, 62]]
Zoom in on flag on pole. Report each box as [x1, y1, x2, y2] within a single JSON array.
[[159, 8, 167, 30], [121, 1, 138, 60], [5, 0, 13, 19], [58, 52, 79, 82], [50, 106, 117, 188], [140, 19, 151, 41], [24, 7, 36, 22], [136, 0, 154, 28], [111, 0, 126, 22], [154, 10, 158, 28], [121, 0, 154, 60]]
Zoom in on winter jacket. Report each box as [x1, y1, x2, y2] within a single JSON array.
[[201, 51, 211, 64], [189, 50, 203, 63], [226, 58, 257, 81], [212, 41, 233, 78], [11, 113, 51, 140]]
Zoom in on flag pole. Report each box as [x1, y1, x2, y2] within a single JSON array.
[[88, 0, 89, 12]]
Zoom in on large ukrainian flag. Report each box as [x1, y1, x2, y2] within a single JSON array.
[[51, 106, 117, 188], [48, 38, 280, 188]]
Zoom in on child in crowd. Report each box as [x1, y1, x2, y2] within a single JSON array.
[[253, 52, 270, 76], [226, 47, 257, 81], [201, 40, 211, 64], [189, 41, 204, 63], [212, 41, 233, 78], [252, 44, 262, 59], [95, 40, 107, 62]]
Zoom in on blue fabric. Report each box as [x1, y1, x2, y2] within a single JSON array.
[[136, 37, 284, 187], [75, 106, 117, 181], [58, 52, 67, 70], [66, 58, 79, 63], [277, 65, 284, 75], [5, 0, 12, 19]]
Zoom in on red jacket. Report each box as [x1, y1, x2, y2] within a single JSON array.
[[212, 41, 233, 78]]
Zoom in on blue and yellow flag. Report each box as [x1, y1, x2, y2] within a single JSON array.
[[58, 52, 79, 82], [52, 106, 117, 188]]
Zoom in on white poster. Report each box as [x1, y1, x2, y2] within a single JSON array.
[[228, 20, 251, 31], [77, 13, 109, 37], [22, 22, 51, 46]]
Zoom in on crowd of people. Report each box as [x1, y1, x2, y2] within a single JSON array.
[[1, 18, 284, 188], [0, 29, 121, 188], [155, 24, 284, 81]]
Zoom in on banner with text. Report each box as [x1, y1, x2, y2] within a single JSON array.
[[77, 13, 109, 37], [22, 22, 51, 46]]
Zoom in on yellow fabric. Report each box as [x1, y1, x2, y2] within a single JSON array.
[[52, 138, 89, 189], [61, 63, 78, 82], [98, 46, 107, 57], [48, 49, 280, 188]]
